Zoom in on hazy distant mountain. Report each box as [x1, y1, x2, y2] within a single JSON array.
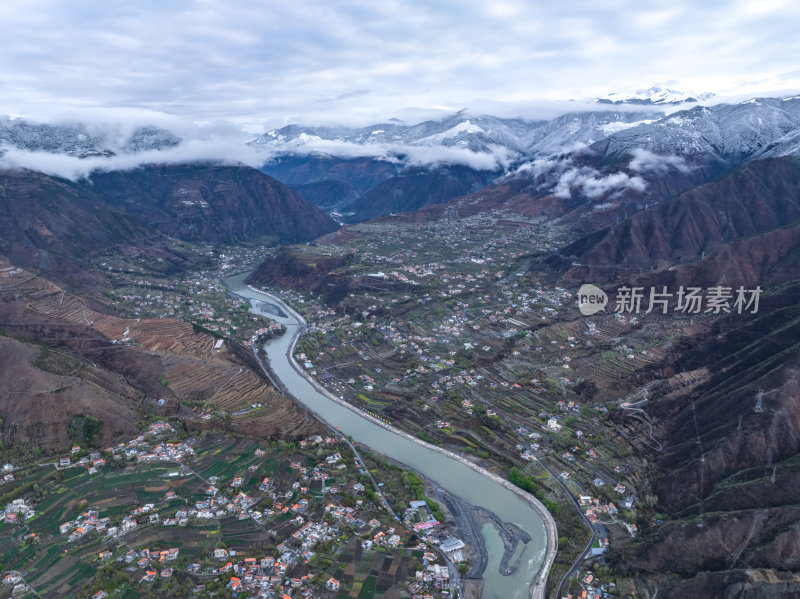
[[341, 164, 498, 222]]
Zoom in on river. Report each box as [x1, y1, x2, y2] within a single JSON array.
[[226, 273, 554, 599]]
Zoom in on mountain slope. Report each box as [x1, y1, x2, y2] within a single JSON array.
[[0, 169, 148, 280], [253, 114, 546, 154], [521, 110, 661, 155], [86, 164, 340, 243], [558, 156, 800, 278], [342, 164, 497, 222], [597, 85, 715, 105], [0, 258, 323, 452]]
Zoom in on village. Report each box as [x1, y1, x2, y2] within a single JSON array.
[[0, 417, 471, 599], [92, 241, 277, 344]]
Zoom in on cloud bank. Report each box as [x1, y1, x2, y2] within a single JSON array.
[[0, 139, 264, 181]]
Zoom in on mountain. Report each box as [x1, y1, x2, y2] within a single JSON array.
[[261, 154, 402, 211], [0, 259, 322, 451], [557, 155, 800, 279], [252, 113, 546, 154], [0, 118, 181, 157], [600, 279, 800, 599], [0, 169, 148, 283], [291, 179, 360, 211], [402, 95, 800, 241], [255, 111, 670, 221], [587, 97, 800, 166], [85, 164, 340, 243], [341, 164, 498, 222], [597, 85, 715, 105], [521, 110, 662, 156], [0, 163, 338, 292], [121, 125, 182, 153]]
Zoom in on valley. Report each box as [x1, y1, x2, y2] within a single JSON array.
[[2, 91, 800, 599]]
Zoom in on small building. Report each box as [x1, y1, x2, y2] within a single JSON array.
[[440, 537, 465, 553]]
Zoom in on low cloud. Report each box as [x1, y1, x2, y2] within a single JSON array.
[[0, 111, 272, 180], [260, 136, 515, 171], [402, 144, 514, 170], [0, 139, 265, 181], [511, 156, 571, 178], [554, 166, 646, 199], [629, 148, 691, 174]]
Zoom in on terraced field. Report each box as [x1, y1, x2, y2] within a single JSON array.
[[0, 261, 323, 450]]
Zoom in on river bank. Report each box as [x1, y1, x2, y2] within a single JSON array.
[[433, 482, 533, 581]]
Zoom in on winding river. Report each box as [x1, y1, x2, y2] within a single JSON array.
[[226, 273, 555, 599]]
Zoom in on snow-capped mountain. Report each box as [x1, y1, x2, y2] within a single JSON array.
[[252, 113, 546, 155], [587, 96, 800, 164], [597, 85, 715, 105], [121, 125, 182, 154], [252, 109, 681, 167], [0, 119, 181, 158], [521, 110, 662, 155]]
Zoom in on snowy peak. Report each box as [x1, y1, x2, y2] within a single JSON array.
[[122, 126, 181, 153], [521, 110, 663, 156], [597, 85, 715, 105], [586, 96, 800, 162], [252, 114, 547, 156], [0, 118, 182, 158]]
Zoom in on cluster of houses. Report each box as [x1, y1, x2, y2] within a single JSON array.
[[2, 498, 35, 524], [414, 563, 451, 593], [60, 508, 113, 540], [1, 462, 14, 486], [579, 495, 636, 536], [245, 322, 285, 348], [52, 421, 192, 478], [198, 552, 319, 597], [116, 268, 254, 336], [1, 572, 29, 596], [560, 571, 618, 599]]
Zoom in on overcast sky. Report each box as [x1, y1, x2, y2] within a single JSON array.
[[1, 0, 799, 128]]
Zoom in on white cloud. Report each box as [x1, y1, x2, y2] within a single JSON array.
[[629, 148, 692, 174], [0, 139, 265, 181], [513, 156, 569, 178], [259, 136, 515, 171], [553, 166, 647, 199]]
